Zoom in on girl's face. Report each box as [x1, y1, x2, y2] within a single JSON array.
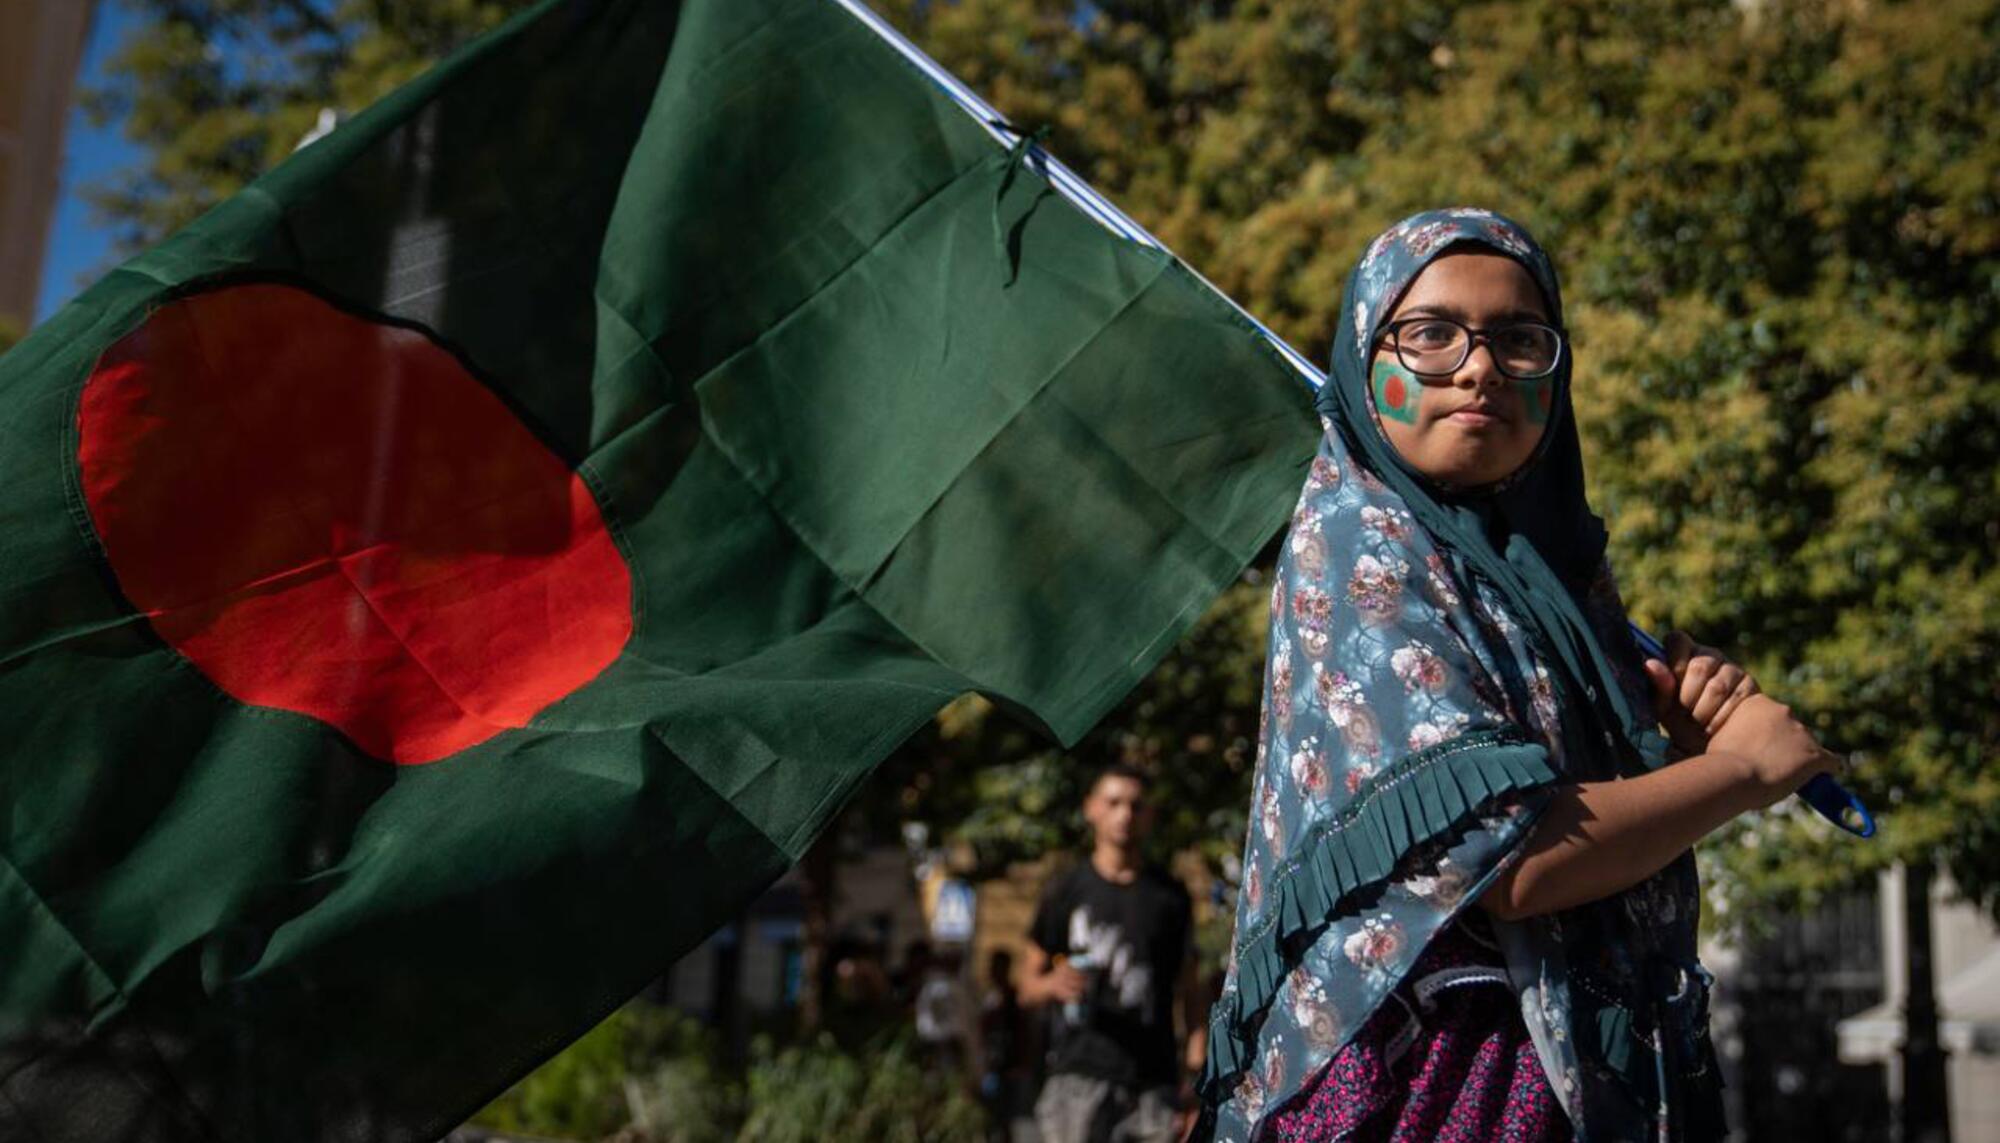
[[1367, 252, 1554, 488]]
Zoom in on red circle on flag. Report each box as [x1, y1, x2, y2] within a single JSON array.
[[77, 283, 633, 764], [1384, 372, 1407, 411]]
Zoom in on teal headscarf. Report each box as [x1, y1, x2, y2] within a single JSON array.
[[1196, 209, 1720, 1143], [1323, 209, 1661, 781]]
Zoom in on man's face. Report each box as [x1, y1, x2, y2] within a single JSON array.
[[1084, 774, 1152, 849]]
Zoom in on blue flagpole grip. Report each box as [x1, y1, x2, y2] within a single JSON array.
[[1627, 625, 1875, 839], [1798, 772, 1877, 838]]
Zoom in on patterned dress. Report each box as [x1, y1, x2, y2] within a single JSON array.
[[1266, 916, 1569, 1143]]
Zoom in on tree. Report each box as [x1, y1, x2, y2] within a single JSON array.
[[86, 0, 2000, 933], [82, 0, 531, 250]]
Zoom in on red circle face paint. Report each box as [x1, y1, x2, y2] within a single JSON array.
[[77, 282, 633, 764]]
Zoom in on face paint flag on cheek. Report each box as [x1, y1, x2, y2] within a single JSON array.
[[1371, 359, 1422, 424], [1519, 375, 1553, 426]]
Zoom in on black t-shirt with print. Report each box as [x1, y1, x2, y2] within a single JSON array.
[[1029, 861, 1192, 1088]]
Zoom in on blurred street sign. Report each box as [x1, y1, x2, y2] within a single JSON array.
[[931, 878, 975, 943]]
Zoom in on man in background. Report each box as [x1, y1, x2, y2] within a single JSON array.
[[1021, 764, 1205, 1143]]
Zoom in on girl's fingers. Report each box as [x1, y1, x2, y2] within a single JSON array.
[[1665, 630, 1696, 673], [1642, 659, 1678, 719], [1706, 679, 1758, 733], [1690, 667, 1740, 725], [1678, 654, 1718, 711]]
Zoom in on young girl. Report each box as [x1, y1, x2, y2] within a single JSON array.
[[1193, 209, 1836, 1143]]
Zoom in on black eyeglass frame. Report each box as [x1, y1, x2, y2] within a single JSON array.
[[1375, 316, 1568, 380]]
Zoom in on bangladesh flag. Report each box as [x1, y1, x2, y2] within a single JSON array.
[[0, 0, 1315, 1139]]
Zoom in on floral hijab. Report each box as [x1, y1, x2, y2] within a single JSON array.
[[1195, 210, 1724, 1142]]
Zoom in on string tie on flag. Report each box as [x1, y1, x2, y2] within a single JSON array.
[[993, 122, 1053, 286]]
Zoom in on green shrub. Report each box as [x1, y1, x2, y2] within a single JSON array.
[[473, 1004, 721, 1139], [736, 1033, 982, 1143], [473, 1009, 637, 1140], [619, 1013, 742, 1143], [473, 1005, 978, 1143]]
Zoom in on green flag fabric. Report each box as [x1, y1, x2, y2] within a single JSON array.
[[0, 0, 1315, 1139]]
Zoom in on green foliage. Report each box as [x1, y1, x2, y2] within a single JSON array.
[[620, 1053, 742, 1143], [610, 1008, 743, 1143], [90, 0, 1999, 926], [472, 1004, 700, 1139], [734, 1034, 983, 1143], [84, 0, 534, 249], [472, 1003, 978, 1143]]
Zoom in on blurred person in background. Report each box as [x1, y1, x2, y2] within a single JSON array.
[[1022, 763, 1207, 1143], [916, 944, 973, 1078]]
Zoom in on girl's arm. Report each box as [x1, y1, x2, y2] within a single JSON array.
[[1478, 694, 1833, 922]]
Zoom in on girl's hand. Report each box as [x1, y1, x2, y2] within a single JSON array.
[[1641, 630, 1759, 754], [1706, 694, 1837, 808]]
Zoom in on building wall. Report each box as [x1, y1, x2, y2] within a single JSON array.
[[0, 0, 95, 329], [1707, 883, 1890, 1142], [1717, 867, 2000, 1142], [1873, 869, 2000, 1143]]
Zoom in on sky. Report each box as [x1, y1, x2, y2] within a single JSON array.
[[36, 2, 141, 322]]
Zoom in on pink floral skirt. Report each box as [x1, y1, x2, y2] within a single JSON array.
[[1265, 922, 1571, 1143]]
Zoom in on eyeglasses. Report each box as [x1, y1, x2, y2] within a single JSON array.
[[1378, 317, 1565, 379]]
